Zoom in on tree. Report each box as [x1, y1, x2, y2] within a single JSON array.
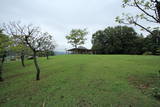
[[116, 0, 160, 35], [40, 32, 56, 60], [66, 29, 88, 48], [10, 39, 31, 67], [92, 26, 143, 54], [92, 30, 109, 54], [0, 30, 11, 81], [144, 30, 160, 54], [133, 34, 146, 54], [3, 22, 54, 80]]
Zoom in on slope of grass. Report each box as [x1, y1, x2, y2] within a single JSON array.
[[0, 55, 160, 107]]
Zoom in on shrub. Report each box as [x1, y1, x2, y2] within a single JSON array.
[[143, 51, 153, 55], [156, 49, 160, 55], [152, 87, 160, 99]]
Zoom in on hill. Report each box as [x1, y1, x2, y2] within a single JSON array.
[[0, 55, 160, 107]]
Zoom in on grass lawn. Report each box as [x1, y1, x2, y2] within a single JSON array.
[[0, 55, 160, 107]]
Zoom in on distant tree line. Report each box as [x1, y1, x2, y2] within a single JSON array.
[[92, 26, 160, 55]]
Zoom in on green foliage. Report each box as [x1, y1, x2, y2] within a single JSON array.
[[152, 87, 160, 99], [143, 51, 153, 55], [10, 42, 31, 56], [66, 29, 88, 48], [0, 55, 160, 106], [0, 31, 11, 57], [92, 26, 145, 54], [144, 30, 160, 55], [0, 30, 12, 81], [156, 48, 160, 55]]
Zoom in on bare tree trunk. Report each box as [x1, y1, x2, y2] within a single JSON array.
[[0, 63, 3, 82], [46, 54, 49, 60], [46, 52, 49, 60], [0, 54, 5, 82], [156, 0, 160, 22], [20, 50, 25, 67], [33, 51, 40, 80]]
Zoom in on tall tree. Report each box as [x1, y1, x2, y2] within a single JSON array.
[[144, 30, 160, 54], [116, 0, 160, 35], [0, 30, 11, 81], [3, 22, 54, 80], [92, 30, 109, 54], [92, 26, 143, 54], [66, 29, 88, 48]]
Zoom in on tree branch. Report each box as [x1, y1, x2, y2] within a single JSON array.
[[133, 21, 154, 35], [134, 0, 159, 22]]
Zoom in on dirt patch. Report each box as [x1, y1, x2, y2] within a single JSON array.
[[128, 76, 151, 94], [128, 75, 160, 102], [77, 98, 92, 107]]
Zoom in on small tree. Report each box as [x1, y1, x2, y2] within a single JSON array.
[[0, 30, 11, 81], [3, 22, 54, 80], [66, 29, 88, 48], [10, 39, 31, 67], [40, 32, 56, 60]]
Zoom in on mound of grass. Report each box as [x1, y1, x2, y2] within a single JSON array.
[[0, 55, 160, 107]]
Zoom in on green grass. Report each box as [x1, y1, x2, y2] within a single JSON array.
[[0, 55, 160, 107]]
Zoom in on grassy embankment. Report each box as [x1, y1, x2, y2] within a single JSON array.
[[0, 55, 160, 107]]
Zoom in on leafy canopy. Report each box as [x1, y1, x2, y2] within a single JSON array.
[[0, 30, 11, 57], [66, 29, 88, 48], [92, 26, 144, 54]]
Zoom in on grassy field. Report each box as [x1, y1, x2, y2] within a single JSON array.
[[0, 55, 160, 107]]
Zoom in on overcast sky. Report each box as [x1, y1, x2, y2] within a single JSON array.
[[0, 0, 157, 51]]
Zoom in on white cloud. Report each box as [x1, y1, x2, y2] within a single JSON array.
[[0, 0, 157, 51]]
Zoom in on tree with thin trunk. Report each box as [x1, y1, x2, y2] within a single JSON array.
[[0, 30, 11, 81], [3, 21, 54, 80], [116, 0, 160, 35], [40, 32, 56, 60], [66, 29, 88, 48], [10, 38, 31, 67]]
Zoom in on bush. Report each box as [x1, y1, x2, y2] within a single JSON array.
[[152, 87, 160, 99], [143, 51, 153, 55], [156, 49, 160, 55]]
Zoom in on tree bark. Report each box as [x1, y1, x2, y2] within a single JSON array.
[[20, 50, 25, 67], [0, 62, 3, 82], [46, 52, 49, 60], [33, 51, 40, 80], [0, 54, 5, 82], [156, 0, 160, 22]]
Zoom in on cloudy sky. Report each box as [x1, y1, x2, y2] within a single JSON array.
[[0, 0, 156, 51]]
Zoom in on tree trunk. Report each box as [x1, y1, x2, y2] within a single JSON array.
[[33, 51, 40, 80], [156, 1, 160, 23], [0, 62, 3, 82], [46, 54, 49, 60], [46, 52, 49, 60], [20, 51, 25, 67], [0, 54, 5, 82]]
